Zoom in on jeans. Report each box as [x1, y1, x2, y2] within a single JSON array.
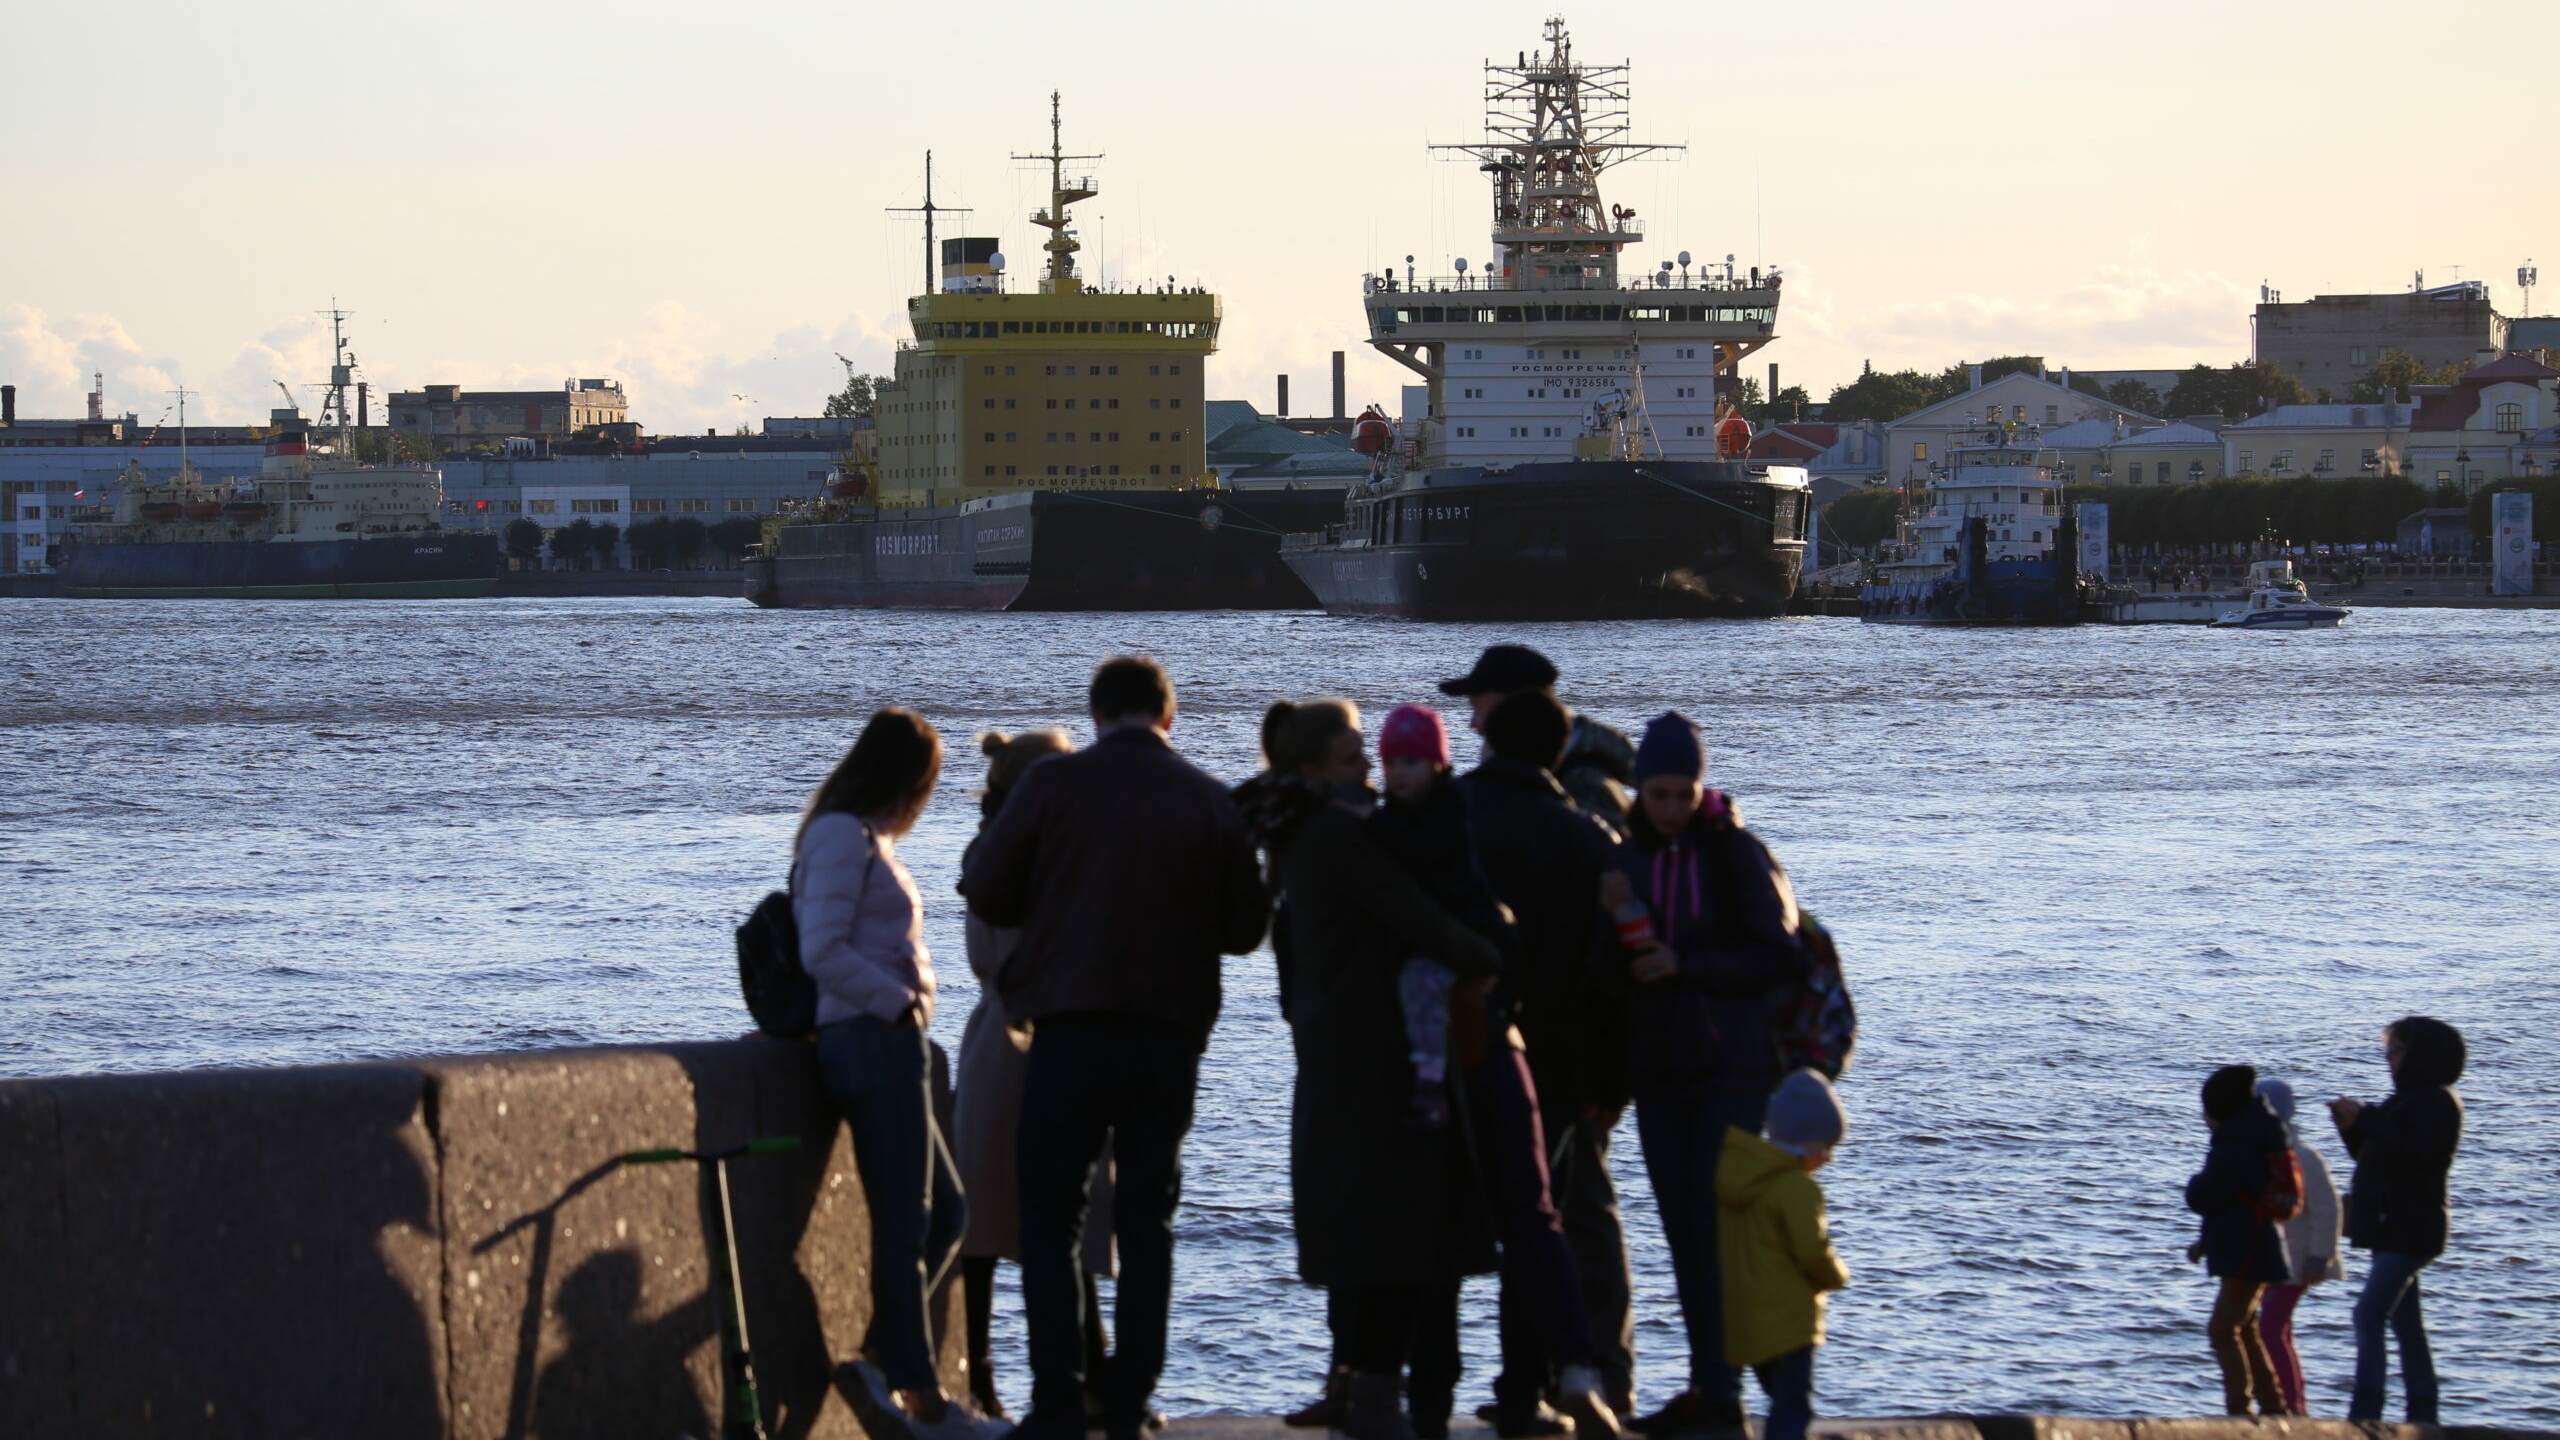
[[1551, 1111, 1635, 1405], [2256, 1282, 2307, 1414], [2350, 1251, 2438, 1423], [2205, 1275, 2284, 1416], [1751, 1346, 1814, 1440], [1469, 1046, 1597, 1410], [1017, 1014, 1199, 1431], [1635, 1090, 1770, 1402], [817, 1014, 967, 1394]]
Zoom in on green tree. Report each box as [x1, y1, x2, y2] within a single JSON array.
[[627, 516, 671, 568], [1819, 486, 1904, 551], [2104, 379, 2164, 415], [2062, 474, 2428, 548], [708, 515, 764, 564], [1975, 355, 2048, 385], [1751, 384, 1813, 423], [668, 516, 708, 569], [1823, 363, 1968, 423], [590, 521, 621, 570], [349, 429, 443, 464], [2346, 348, 2470, 403], [552, 518, 597, 570], [823, 355, 890, 419], [503, 517, 545, 567], [2467, 477, 2560, 545], [2165, 361, 2309, 420]]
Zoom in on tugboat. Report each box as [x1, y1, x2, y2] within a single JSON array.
[[1277, 19, 1809, 621], [2209, 559, 2351, 630], [754, 98, 1338, 610], [1859, 437, 2085, 625], [56, 314, 500, 599]]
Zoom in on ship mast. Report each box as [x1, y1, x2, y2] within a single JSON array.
[[1433, 17, 1675, 289], [886, 152, 973, 294], [318, 302, 358, 452], [1016, 92, 1100, 295], [169, 386, 195, 474]]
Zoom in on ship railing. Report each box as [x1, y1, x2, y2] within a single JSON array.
[[1376, 273, 1778, 296]]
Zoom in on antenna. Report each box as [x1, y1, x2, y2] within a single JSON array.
[[318, 301, 357, 448], [169, 386, 195, 472], [1013, 92, 1101, 295], [2522, 260, 2539, 318], [885, 152, 973, 294]]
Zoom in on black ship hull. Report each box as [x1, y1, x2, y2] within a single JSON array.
[[756, 487, 1343, 611], [1859, 514, 2085, 626], [1278, 461, 1807, 621], [55, 533, 503, 599]]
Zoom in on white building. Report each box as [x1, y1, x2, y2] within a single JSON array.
[[1882, 370, 2155, 486]]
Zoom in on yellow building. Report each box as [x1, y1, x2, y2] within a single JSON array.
[[871, 100, 1217, 507]]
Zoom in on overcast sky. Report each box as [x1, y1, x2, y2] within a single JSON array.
[[3, 0, 2551, 431]]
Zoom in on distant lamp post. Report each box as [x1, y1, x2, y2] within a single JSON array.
[[2095, 464, 2114, 486], [2362, 454, 2379, 476], [2187, 461, 2205, 484]]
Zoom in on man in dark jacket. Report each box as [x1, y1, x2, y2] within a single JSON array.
[[1443, 645, 1639, 1415], [2328, 1016, 2466, 1424], [961, 656, 1270, 1440], [1463, 690, 1625, 1437], [2183, 1065, 2295, 1417]]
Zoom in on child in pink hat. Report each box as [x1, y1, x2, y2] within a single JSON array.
[[1370, 703, 1512, 1128]]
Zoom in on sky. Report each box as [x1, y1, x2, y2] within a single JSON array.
[[2, 0, 2553, 432]]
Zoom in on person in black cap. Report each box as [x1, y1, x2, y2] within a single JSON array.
[[1439, 645, 1639, 1419], [1439, 645, 1637, 837]]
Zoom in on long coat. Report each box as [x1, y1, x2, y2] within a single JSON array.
[[1279, 803, 1505, 1289]]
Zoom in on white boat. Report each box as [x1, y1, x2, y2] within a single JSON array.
[[2209, 560, 2351, 630]]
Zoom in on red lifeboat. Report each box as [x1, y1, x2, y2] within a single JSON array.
[[1715, 412, 1753, 458], [182, 500, 224, 520], [826, 466, 868, 500], [140, 502, 183, 521], [223, 502, 269, 520], [1351, 406, 1395, 457]]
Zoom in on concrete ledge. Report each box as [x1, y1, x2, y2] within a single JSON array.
[[0, 1038, 956, 1440]]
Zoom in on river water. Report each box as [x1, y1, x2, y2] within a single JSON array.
[[5, 598, 2555, 1423]]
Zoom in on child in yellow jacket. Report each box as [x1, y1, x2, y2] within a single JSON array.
[[1718, 1068, 1851, 1440]]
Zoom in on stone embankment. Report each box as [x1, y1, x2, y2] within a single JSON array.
[[5, 1042, 2555, 1439], [0, 1038, 956, 1438]]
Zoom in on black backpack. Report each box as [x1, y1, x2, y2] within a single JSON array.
[[736, 858, 817, 1038]]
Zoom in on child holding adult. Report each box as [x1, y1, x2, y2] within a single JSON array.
[[1370, 703, 1510, 1130], [1716, 1069, 1851, 1440], [2183, 1065, 2295, 1417], [797, 707, 1008, 1440], [2329, 1017, 2467, 1424], [2252, 1076, 2343, 1415], [1604, 712, 1808, 1436]]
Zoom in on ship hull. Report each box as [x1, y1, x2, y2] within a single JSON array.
[[760, 488, 1341, 611], [1278, 462, 1807, 621], [55, 534, 503, 599]]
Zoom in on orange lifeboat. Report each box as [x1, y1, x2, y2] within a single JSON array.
[[1715, 412, 1753, 458], [140, 502, 183, 521], [1351, 406, 1395, 458], [826, 466, 868, 499], [182, 501, 223, 520], [223, 502, 269, 520]]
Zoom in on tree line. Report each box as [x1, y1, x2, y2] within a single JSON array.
[[501, 514, 765, 570], [1817, 348, 2467, 424], [1819, 474, 2495, 553]]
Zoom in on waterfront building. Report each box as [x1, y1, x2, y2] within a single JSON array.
[[1201, 402, 1367, 489], [2220, 402, 2417, 480], [2402, 354, 2560, 490], [2254, 283, 2508, 401], [387, 379, 630, 451], [1882, 370, 2153, 486], [2099, 420, 2227, 486]]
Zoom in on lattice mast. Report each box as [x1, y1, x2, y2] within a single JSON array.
[[1433, 16, 1677, 284], [1016, 92, 1100, 295]]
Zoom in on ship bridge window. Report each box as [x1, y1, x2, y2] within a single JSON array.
[[1497, 308, 1524, 323]]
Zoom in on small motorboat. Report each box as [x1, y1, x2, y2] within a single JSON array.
[[2210, 560, 2350, 630]]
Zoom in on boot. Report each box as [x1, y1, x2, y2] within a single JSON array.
[[1286, 1367, 1345, 1429], [1334, 1371, 1418, 1440]]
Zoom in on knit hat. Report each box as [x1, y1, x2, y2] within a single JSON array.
[[1378, 704, 1452, 767], [1632, 711, 1707, 784], [1764, 1069, 1847, 1152], [2255, 1075, 2301, 1146]]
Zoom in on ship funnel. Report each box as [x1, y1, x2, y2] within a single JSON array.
[[1333, 352, 1347, 419]]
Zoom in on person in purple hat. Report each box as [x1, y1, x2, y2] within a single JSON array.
[[1603, 712, 1808, 1437]]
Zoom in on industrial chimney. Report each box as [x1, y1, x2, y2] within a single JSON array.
[[1277, 374, 1290, 418], [1, 384, 15, 428], [358, 381, 370, 428], [1332, 351, 1347, 419]]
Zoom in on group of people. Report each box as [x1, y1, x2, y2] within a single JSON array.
[[2184, 1018, 2467, 1422], [781, 642, 2464, 1440]]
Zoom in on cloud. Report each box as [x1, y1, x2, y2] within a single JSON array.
[[1776, 266, 2258, 383], [0, 306, 182, 425], [588, 303, 908, 435]]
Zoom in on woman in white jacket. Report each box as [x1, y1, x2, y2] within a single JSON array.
[[798, 708, 1004, 1440], [2255, 1076, 2344, 1415]]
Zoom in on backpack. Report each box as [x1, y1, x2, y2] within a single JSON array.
[[2254, 1144, 2305, 1224], [1779, 911, 1858, 1080], [736, 882, 816, 1038]]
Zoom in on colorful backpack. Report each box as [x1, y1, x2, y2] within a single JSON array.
[[1780, 911, 1858, 1080], [2254, 1144, 2305, 1224]]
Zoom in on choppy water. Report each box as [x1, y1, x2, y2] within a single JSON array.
[[4, 598, 2555, 1423]]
